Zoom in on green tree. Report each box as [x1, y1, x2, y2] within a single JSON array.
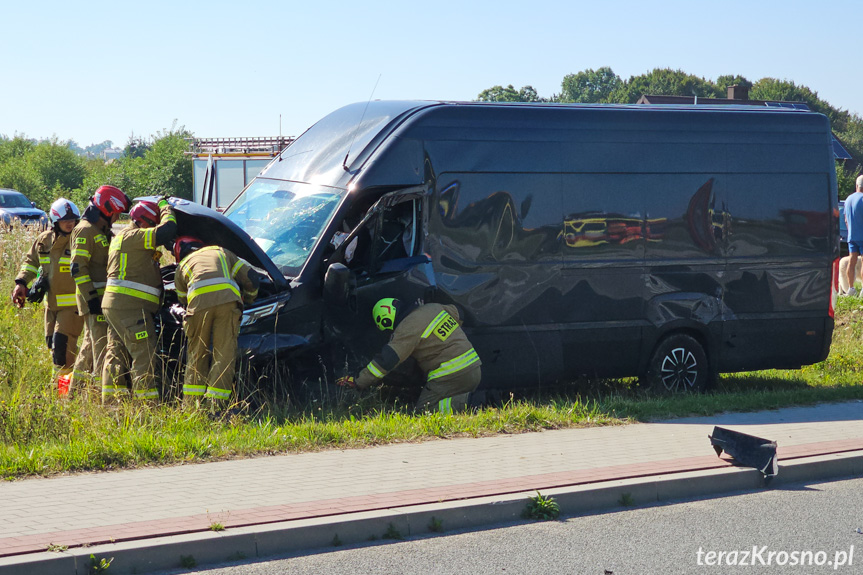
[[0, 137, 86, 208], [612, 68, 722, 103], [837, 161, 859, 200], [749, 78, 831, 116], [476, 84, 546, 102], [560, 67, 622, 103], [715, 75, 752, 95]]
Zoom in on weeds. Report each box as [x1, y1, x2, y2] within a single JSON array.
[[382, 523, 404, 540], [427, 517, 443, 533], [88, 554, 113, 574], [618, 492, 634, 507], [179, 555, 196, 568], [522, 491, 560, 521]]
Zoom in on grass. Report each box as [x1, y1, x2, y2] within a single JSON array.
[[2, 226, 863, 479]]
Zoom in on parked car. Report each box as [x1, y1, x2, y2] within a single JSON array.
[[164, 101, 839, 397], [0, 189, 48, 229]]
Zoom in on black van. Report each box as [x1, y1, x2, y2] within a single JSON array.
[[169, 101, 839, 393]]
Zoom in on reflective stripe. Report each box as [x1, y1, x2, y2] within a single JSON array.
[[427, 348, 480, 381], [367, 362, 385, 378], [188, 278, 240, 302], [176, 289, 187, 298], [183, 385, 206, 396], [106, 278, 161, 296], [102, 385, 128, 395], [59, 256, 71, 264], [74, 275, 92, 285], [93, 282, 106, 288], [231, 260, 244, 276], [438, 397, 453, 414], [22, 264, 38, 274], [421, 311, 450, 338], [134, 388, 158, 399], [39, 256, 50, 264], [204, 387, 231, 400], [105, 279, 161, 304], [71, 248, 90, 259], [55, 294, 77, 306], [118, 253, 128, 280], [143, 229, 156, 250]]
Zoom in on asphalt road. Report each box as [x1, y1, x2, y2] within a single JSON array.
[[163, 477, 863, 575]]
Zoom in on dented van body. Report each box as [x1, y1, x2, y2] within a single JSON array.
[[170, 101, 839, 393]]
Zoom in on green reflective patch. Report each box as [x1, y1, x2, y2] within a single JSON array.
[[135, 331, 148, 340]]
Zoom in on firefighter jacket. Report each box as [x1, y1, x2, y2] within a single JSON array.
[[356, 303, 481, 389], [174, 246, 259, 313], [102, 203, 176, 313], [15, 229, 77, 311], [70, 216, 112, 315]]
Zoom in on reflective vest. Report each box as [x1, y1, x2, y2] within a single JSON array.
[[16, 229, 77, 311]]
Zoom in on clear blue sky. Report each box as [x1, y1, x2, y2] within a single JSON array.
[[1, 0, 859, 148]]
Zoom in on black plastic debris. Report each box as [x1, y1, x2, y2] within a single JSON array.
[[709, 426, 778, 480]]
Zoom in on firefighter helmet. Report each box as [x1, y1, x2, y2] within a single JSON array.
[[129, 200, 159, 228], [92, 185, 131, 218], [49, 198, 80, 224], [372, 298, 400, 331], [173, 235, 204, 262]]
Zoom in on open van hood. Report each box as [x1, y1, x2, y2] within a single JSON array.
[[164, 198, 288, 291]]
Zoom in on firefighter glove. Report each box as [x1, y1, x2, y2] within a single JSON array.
[[26, 275, 49, 303], [336, 376, 356, 388], [87, 297, 102, 316]]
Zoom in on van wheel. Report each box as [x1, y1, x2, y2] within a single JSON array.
[[644, 334, 710, 393]]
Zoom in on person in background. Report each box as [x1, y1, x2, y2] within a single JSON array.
[[68, 185, 131, 398], [337, 298, 482, 414], [101, 198, 176, 404], [843, 174, 863, 296], [173, 237, 259, 409], [11, 198, 84, 386]]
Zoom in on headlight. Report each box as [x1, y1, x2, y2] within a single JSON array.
[[241, 300, 287, 327]]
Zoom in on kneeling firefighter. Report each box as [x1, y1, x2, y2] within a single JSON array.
[[11, 198, 84, 387], [338, 298, 482, 414], [172, 237, 259, 407], [101, 198, 176, 403]]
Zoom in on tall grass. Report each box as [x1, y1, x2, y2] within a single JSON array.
[[1, 226, 861, 478]]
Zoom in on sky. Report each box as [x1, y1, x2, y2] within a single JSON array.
[[1, 0, 860, 148]]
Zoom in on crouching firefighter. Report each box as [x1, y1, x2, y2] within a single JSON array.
[[101, 198, 176, 404], [173, 237, 259, 408], [338, 298, 482, 414], [11, 198, 84, 387], [69, 185, 132, 398]]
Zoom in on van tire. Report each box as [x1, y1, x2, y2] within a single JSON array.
[[643, 334, 710, 394]]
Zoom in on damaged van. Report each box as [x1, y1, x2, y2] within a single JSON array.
[[167, 101, 839, 394]]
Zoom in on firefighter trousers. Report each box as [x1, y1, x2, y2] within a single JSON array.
[[182, 302, 241, 405], [416, 364, 482, 414], [44, 307, 84, 371], [70, 313, 109, 398], [102, 308, 158, 404]]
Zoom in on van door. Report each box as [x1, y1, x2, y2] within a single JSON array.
[[323, 188, 436, 374], [559, 174, 646, 378]]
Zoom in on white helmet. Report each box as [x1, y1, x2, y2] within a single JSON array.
[[49, 198, 81, 224]]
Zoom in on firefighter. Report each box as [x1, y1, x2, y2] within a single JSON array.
[[338, 298, 482, 414], [68, 185, 132, 398], [173, 237, 259, 407], [11, 198, 84, 385], [101, 198, 176, 403]]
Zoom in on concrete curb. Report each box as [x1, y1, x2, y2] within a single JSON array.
[[4, 450, 862, 575]]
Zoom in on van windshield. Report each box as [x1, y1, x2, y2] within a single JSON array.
[[223, 178, 343, 276]]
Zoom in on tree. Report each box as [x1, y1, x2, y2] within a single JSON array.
[[124, 134, 150, 159], [476, 84, 546, 102], [560, 67, 622, 103], [714, 75, 752, 94], [612, 68, 722, 103]]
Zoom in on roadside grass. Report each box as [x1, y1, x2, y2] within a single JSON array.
[[1, 226, 862, 478]]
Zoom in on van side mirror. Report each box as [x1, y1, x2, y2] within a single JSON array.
[[324, 263, 352, 307]]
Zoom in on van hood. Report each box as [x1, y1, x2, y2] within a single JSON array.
[[163, 198, 288, 291]]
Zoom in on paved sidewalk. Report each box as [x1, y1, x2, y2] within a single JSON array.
[[1, 401, 863, 573]]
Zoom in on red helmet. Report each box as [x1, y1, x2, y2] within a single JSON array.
[[92, 185, 131, 218], [173, 235, 204, 261], [129, 200, 159, 228]]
